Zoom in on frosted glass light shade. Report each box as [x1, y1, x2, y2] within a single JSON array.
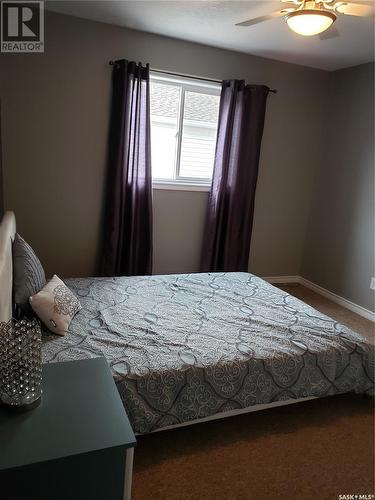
[[286, 10, 336, 36]]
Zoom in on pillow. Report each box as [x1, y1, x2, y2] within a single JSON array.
[[13, 233, 46, 316], [29, 275, 82, 336]]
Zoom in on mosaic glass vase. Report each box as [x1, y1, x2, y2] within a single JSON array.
[[0, 318, 42, 411]]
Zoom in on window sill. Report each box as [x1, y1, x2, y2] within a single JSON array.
[[152, 182, 211, 192]]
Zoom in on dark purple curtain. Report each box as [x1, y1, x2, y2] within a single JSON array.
[[102, 60, 153, 276], [201, 80, 270, 272]]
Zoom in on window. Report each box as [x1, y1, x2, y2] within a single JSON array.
[[150, 72, 221, 189]]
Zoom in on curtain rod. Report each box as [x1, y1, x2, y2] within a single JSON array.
[[108, 61, 277, 94]]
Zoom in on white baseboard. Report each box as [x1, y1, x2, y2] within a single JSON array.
[[263, 275, 375, 322], [262, 275, 300, 284]]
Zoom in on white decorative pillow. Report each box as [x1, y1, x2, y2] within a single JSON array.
[[29, 275, 82, 336]]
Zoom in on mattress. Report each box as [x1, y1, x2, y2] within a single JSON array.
[[42, 272, 374, 434]]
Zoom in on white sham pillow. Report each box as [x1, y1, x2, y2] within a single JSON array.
[[29, 275, 82, 336]]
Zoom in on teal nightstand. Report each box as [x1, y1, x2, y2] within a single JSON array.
[[0, 357, 136, 500]]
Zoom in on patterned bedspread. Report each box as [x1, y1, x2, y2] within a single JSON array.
[[42, 273, 374, 434]]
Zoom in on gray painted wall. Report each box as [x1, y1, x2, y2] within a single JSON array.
[[0, 11, 327, 279], [0, 100, 3, 218], [302, 63, 374, 311], [153, 189, 207, 275], [1, 12, 373, 311]]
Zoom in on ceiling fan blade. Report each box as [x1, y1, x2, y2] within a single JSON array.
[[338, 0, 374, 5], [335, 1, 375, 16], [319, 25, 340, 39], [236, 10, 289, 27]]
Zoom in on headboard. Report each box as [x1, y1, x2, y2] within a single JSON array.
[[0, 211, 16, 322]]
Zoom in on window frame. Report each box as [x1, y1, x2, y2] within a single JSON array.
[[150, 71, 221, 190]]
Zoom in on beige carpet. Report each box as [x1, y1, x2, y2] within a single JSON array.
[[279, 284, 374, 344], [132, 285, 374, 500]]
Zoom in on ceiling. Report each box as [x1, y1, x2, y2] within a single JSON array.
[[46, 1, 375, 70]]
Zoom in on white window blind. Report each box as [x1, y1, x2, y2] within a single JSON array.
[[150, 72, 220, 187]]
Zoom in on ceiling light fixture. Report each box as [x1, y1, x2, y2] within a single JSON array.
[[285, 8, 337, 36]]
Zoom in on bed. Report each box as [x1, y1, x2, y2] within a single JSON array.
[[1, 211, 374, 435]]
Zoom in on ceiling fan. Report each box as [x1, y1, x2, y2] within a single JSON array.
[[236, 0, 375, 38]]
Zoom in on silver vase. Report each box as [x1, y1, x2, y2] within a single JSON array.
[[0, 318, 42, 411]]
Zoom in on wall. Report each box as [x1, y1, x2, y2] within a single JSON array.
[[0, 11, 327, 279], [0, 101, 3, 218], [301, 63, 374, 312], [153, 189, 207, 275]]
